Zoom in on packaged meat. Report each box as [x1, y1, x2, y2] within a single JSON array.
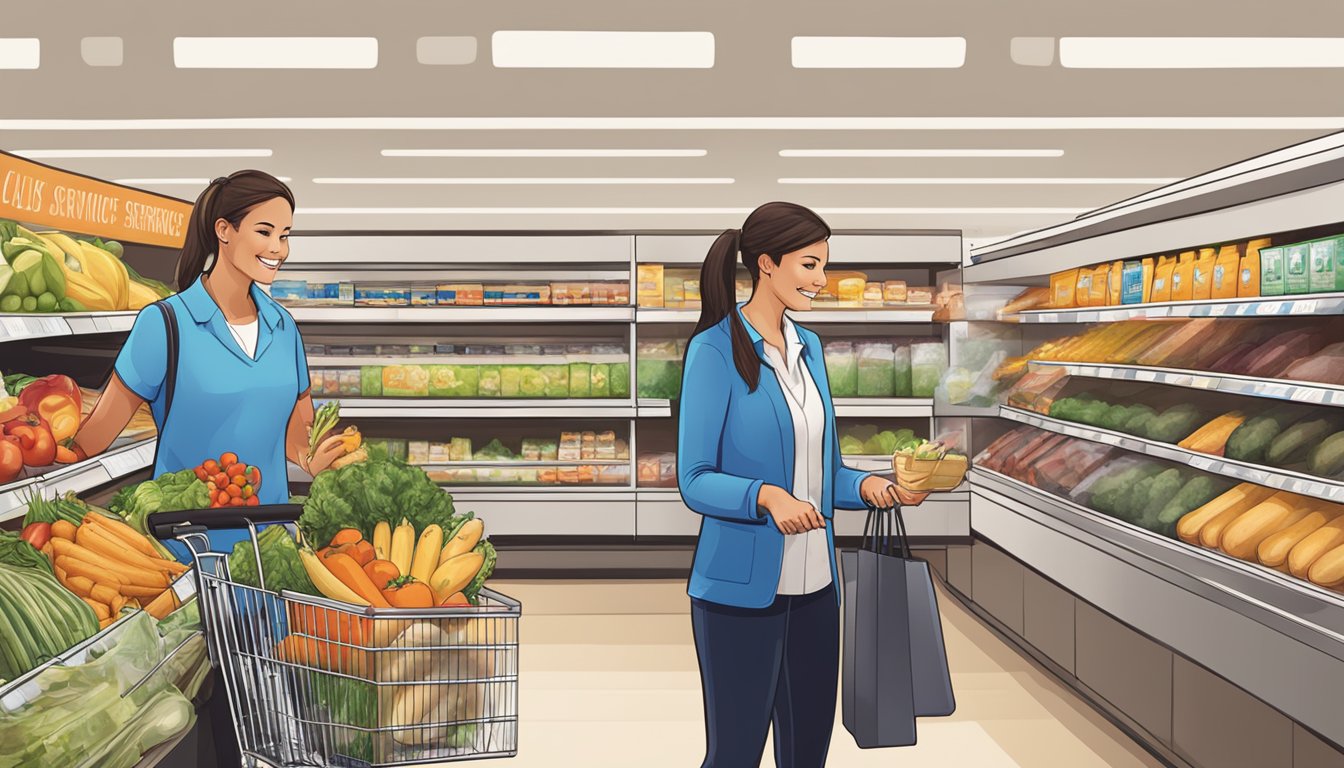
[[1135, 318, 1218, 367], [1237, 329, 1326, 377], [1279, 342, 1344, 385]]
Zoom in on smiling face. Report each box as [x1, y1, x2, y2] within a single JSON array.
[[213, 196, 293, 285], [757, 239, 829, 312]]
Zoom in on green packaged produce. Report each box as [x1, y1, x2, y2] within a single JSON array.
[[1260, 246, 1286, 296], [427, 365, 479, 398], [824, 341, 857, 397], [500, 366, 523, 397], [856, 342, 896, 397], [1134, 469, 1187, 531], [610, 362, 631, 398], [1310, 238, 1338, 294], [1284, 243, 1311, 295], [910, 342, 946, 398], [478, 365, 502, 397], [519, 366, 547, 398], [1145, 404, 1203, 443], [1099, 404, 1133, 432], [381, 365, 429, 397], [570, 362, 592, 397], [590, 363, 611, 398], [1120, 405, 1158, 436], [893, 345, 912, 397], [359, 366, 383, 397], [543, 365, 570, 398], [1155, 476, 1228, 537]]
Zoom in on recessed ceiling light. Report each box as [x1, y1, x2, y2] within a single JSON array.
[[173, 37, 377, 69], [0, 39, 39, 70], [311, 177, 733, 185], [381, 148, 708, 158], [778, 177, 1178, 185], [115, 177, 292, 185], [14, 149, 274, 159], [3, 117, 1341, 131], [492, 31, 714, 69], [792, 37, 966, 68], [293, 206, 1085, 215], [1061, 37, 1344, 68], [780, 149, 1065, 158]]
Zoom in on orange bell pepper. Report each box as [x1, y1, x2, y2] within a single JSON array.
[[37, 395, 80, 443]]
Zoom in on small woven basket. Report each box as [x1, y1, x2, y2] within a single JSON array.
[[893, 453, 969, 492]]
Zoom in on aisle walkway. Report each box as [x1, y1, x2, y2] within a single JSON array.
[[485, 577, 1165, 768]]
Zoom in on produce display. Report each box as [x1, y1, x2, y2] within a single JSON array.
[[0, 220, 171, 313], [839, 424, 923, 456], [394, 431, 632, 486], [315, 359, 631, 400], [0, 374, 87, 482]]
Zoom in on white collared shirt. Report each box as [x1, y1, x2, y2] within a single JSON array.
[[761, 317, 832, 596]]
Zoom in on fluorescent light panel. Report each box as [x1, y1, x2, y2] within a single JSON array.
[[115, 177, 292, 184], [492, 31, 714, 68], [792, 37, 965, 68], [173, 38, 377, 69], [3, 117, 1340, 130], [294, 206, 1085, 215], [780, 148, 1065, 158], [312, 177, 732, 185], [15, 149, 273, 159], [779, 177, 1178, 185], [1061, 37, 1344, 68], [381, 148, 707, 157], [0, 39, 40, 70]]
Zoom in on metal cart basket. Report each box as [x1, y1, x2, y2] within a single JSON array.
[[150, 507, 520, 768]]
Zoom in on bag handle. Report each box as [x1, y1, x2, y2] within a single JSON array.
[[862, 503, 914, 560], [150, 301, 180, 470]]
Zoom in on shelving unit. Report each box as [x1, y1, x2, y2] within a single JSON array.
[[0, 433, 155, 525], [316, 398, 637, 420], [636, 308, 937, 324], [1010, 293, 1344, 324], [0, 311, 138, 342], [1030, 361, 1344, 408], [290, 306, 636, 324]]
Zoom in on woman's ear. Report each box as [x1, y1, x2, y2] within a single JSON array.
[[757, 253, 775, 278], [214, 218, 233, 246]]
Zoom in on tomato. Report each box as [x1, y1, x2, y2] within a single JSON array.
[[220, 451, 239, 468], [232, 475, 247, 488], [53, 445, 78, 464], [226, 463, 247, 478], [5, 418, 56, 468], [215, 473, 228, 488], [217, 490, 231, 506], [203, 459, 220, 475], [194, 466, 209, 482], [0, 438, 22, 483], [246, 466, 261, 487], [246, 495, 260, 507], [229, 497, 244, 507], [207, 481, 217, 491], [20, 522, 50, 550], [242, 484, 253, 498], [226, 484, 242, 499]]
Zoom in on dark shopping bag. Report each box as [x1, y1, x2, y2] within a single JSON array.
[[841, 505, 956, 748]]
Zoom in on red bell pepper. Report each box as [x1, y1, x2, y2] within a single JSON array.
[[16, 375, 81, 415], [20, 522, 51, 550]]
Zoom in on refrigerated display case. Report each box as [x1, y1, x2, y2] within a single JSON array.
[[955, 131, 1344, 759]]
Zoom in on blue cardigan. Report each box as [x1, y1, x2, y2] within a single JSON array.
[[677, 308, 869, 609]]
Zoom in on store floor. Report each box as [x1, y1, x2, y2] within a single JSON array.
[[477, 577, 1165, 768]]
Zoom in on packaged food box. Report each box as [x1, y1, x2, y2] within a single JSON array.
[[321, 371, 344, 397], [1239, 239, 1268, 298], [435, 284, 484, 306], [612, 282, 631, 306], [309, 370, 325, 396], [409, 345, 433, 355], [863, 282, 885, 307], [360, 366, 383, 397], [427, 365, 479, 397], [500, 366, 523, 397], [1150, 257, 1175, 302], [1051, 270, 1079, 308], [596, 431, 617, 460], [1089, 265, 1109, 305], [1120, 261, 1144, 304], [559, 432, 582, 462], [568, 362, 592, 397], [823, 341, 857, 397], [382, 365, 429, 397], [326, 345, 352, 357], [543, 365, 571, 398], [1259, 246, 1286, 295], [1074, 269, 1093, 307], [369, 438, 408, 463], [449, 437, 473, 462], [355, 285, 411, 307], [411, 285, 437, 306], [408, 441, 431, 465], [893, 344, 913, 397], [610, 361, 631, 398], [1191, 249, 1215, 301], [638, 454, 661, 485], [637, 264, 665, 308], [1283, 243, 1312, 295], [377, 345, 410, 356], [1212, 245, 1241, 299], [581, 432, 597, 461], [684, 280, 702, 304], [309, 282, 343, 305], [907, 286, 935, 305], [884, 281, 908, 304], [478, 365, 502, 397], [856, 341, 895, 397], [1171, 251, 1196, 301], [1309, 237, 1338, 293], [271, 280, 307, 304], [349, 344, 376, 357], [338, 369, 361, 396], [429, 442, 451, 464], [505, 344, 543, 356], [663, 275, 687, 307]]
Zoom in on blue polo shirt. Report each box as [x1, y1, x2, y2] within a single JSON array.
[[114, 277, 310, 560]]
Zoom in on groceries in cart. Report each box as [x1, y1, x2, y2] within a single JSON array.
[[193, 451, 263, 508]]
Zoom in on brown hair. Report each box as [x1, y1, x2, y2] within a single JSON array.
[[692, 201, 831, 392], [175, 170, 295, 291]]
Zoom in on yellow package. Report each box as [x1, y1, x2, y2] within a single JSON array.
[[1075, 268, 1094, 307], [637, 264, 665, 308], [1150, 257, 1176, 303], [1171, 251, 1196, 301], [1212, 245, 1241, 299], [837, 278, 866, 306], [1239, 238, 1270, 298], [1108, 260, 1124, 305], [1140, 257, 1155, 303], [1089, 264, 1110, 305], [1051, 269, 1079, 308], [1191, 248, 1216, 300]]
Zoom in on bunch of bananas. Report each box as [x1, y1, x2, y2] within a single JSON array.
[[0, 220, 171, 311]]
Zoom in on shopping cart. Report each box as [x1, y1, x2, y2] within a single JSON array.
[[149, 506, 521, 768]]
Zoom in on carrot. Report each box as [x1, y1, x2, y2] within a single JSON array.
[[118, 584, 168, 599], [51, 539, 168, 588], [81, 598, 111, 621], [63, 575, 94, 598], [90, 583, 121, 605], [83, 514, 164, 560], [144, 589, 180, 620], [331, 528, 363, 547], [54, 564, 69, 582], [76, 524, 184, 575], [51, 520, 78, 541], [318, 550, 391, 608], [55, 556, 125, 586], [275, 633, 368, 676]]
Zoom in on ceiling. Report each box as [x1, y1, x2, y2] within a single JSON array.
[[3, 0, 1343, 239]]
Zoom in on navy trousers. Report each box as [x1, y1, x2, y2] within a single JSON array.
[[691, 585, 840, 768]]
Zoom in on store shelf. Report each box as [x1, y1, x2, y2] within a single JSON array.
[[286, 234, 635, 266], [1010, 293, 1344, 324], [999, 406, 1344, 502], [833, 398, 934, 418], [934, 404, 1001, 418], [636, 308, 936, 324], [290, 306, 635, 324], [309, 355, 628, 367], [0, 438, 155, 523], [0, 311, 138, 343], [635, 233, 963, 265], [969, 468, 1344, 744], [1032, 360, 1344, 408], [637, 399, 674, 418], [312, 398, 637, 419]]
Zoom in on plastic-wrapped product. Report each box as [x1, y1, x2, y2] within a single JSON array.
[[478, 365, 502, 397], [590, 363, 611, 397], [360, 366, 383, 397], [911, 342, 947, 398], [610, 362, 631, 398], [543, 365, 571, 398], [892, 345, 912, 397], [636, 341, 683, 400], [381, 365, 429, 397], [824, 341, 858, 397], [427, 365, 479, 398], [500, 366, 523, 397], [519, 366, 548, 398], [856, 341, 896, 397], [569, 362, 593, 397]]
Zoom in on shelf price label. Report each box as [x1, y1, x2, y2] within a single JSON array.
[[1291, 300, 1319, 315], [1256, 302, 1284, 316]]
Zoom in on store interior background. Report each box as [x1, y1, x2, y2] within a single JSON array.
[[6, 2, 1344, 767]]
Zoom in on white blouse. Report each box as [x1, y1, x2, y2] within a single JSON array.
[[761, 317, 832, 596]]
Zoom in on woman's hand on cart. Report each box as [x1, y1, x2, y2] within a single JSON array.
[[861, 476, 929, 509], [758, 485, 825, 535]]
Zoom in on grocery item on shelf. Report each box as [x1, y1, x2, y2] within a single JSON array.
[[838, 425, 922, 457], [0, 221, 171, 313], [0, 557, 100, 680], [910, 342, 947, 398], [1177, 412, 1246, 456], [274, 278, 628, 308], [637, 340, 684, 400], [1278, 341, 1344, 385], [637, 453, 678, 487], [856, 341, 896, 397], [392, 431, 630, 486], [823, 341, 857, 397]]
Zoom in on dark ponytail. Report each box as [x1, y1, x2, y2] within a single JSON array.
[[691, 202, 831, 392], [175, 170, 295, 291]]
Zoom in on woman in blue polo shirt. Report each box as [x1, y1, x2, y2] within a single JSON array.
[[73, 171, 347, 558]]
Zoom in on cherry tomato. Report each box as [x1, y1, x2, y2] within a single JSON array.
[[229, 497, 244, 507], [245, 495, 260, 507], [194, 466, 209, 482], [0, 438, 22, 484], [217, 490, 231, 506], [220, 451, 239, 468], [232, 475, 247, 488], [227, 463, 247, 478], [226, 484, 242, 498], [246, 466, 261, 487], [203, 459, 220, 475], [215, 473, 228, 488], [242, 484, 253, 498], [207, 481, 217, 491]]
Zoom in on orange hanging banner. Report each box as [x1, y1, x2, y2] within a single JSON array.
[[0, 150, 192, 249]]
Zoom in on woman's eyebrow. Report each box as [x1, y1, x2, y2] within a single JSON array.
[[256, 221, 276, 228]]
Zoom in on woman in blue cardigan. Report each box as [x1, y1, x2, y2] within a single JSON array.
[[678, 202, 928, 768]]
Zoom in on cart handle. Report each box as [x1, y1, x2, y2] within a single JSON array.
[[146, 504, 302, 539]]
